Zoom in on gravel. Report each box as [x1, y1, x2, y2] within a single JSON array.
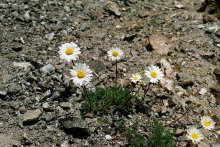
[[0, 0, 219, 146]]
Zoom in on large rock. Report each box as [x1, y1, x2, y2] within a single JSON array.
[[59, 117, 90, 139], [0, 134, 20, 146], [23, 109, 42, 125], [149, 35, 172, 55]]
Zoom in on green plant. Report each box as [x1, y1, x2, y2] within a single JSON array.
[[126, 129, 147, 147], [147, 121, 173, 147], [115, 119, 126, 133], [82, 87, 138, 113], [125, 121, 173, 147]]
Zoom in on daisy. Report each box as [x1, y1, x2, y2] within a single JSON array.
[[186, 128, 204, 143], [107, 47, 124, 61], [70, 63, 93, 86], [58, 42, 81, 62], [130, 73, 142, 84], [201, 116, 215, 130], [145, 65, 164, 83]]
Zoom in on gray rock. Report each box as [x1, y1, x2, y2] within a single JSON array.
[[23, 11, 31, 21], [44, 112, 56, 122], [60, 102, 72, 109], [0, 90, 7, 96], [45, 33, 55, 41], [40, 64, 55, 75], [42, 102, 54, 111], [59, 117, 90, 139], [88, 60, 106, 74], [0, 134, 20, 146], [13, 62, 32, 70], [176, 73, 194, 88], [105, 1, 121, 16], [23, 109, 42, 125], [19, 106, 26, 114], [50, 91, 60, 99], [60, 140, 70, 147], [7, 83, 22, 94]]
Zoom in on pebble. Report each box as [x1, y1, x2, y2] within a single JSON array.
[[59, 117, 90, 139], [0, 90, 7, 96], [44, 112, 56, 122], [45, 33, 55, 41], [59, 102, 72, 109], [105, 135, 112, 140], [105, 1, 121, 16], [13, 62, 32, 70], [40, 64, 55, 75], [60, 140, 70, 147], [23, 109, 42, 125], [7, 83, 22, 94], [199, 88, 207, 95]]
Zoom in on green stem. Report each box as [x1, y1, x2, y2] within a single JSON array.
[[143, 83, 151, 98], [134, 85, 141, 96], [83, 86, 91, 112], [115, 61, 118, 87]]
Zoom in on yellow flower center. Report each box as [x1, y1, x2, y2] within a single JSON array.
[[112, 51, 119, 57], [65, 47, 74, 55], [133, 76, 138, 81], [203, 120, 211, 127], [191, 133, 199, 140], [150, 71, 158, 78], [77, 70, 86, 78]]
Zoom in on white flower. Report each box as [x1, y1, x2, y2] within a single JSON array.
[[186, 128, 204, 143], [107, 47, 124, 61], [201, 116, 215, 130], [58, 42, 81, 62], [145, 65, 164, 83], [70, 63, 93, 86], [130, 73, 142, 84]]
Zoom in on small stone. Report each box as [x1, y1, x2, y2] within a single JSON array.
[[105, 1, 121, 16], [45, 33, 55, 41], [60, 140, 69, 147], [105, 135, 112, 140], [176, 73, 194, 88], [44, 112, 56, 122], [139, 11, 150, 18], [88, 60, 106, 74], [175, 3, 185, 9], [59, 117, 90, 139], [40, 64, 55, 75], [160, 58, 172, 75], [0, 90, 7, 96], [60, 102, 71, 109], [160, 79, 174, 91], [206, 26, 219, 34], [23, 11, 31, 21], [23, 109, 42, 125], [213, 67, 220, 76], [197, 142, 210, 147], [211, 143, 220, 147], [13, 62, 32, 70], [199, 88, 207, 95], [7, 83, 22, 94], [42, 102, 53, 111], [175, 128, 184, 137], [50, 91, 60, 100]]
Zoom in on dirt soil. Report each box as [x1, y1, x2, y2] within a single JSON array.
[[0, 0, 220, 146]]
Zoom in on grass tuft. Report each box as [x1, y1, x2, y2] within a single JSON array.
[[82, 87, 138, 114]]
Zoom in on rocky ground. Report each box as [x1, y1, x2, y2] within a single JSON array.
[[0, 0, 220, 146]]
